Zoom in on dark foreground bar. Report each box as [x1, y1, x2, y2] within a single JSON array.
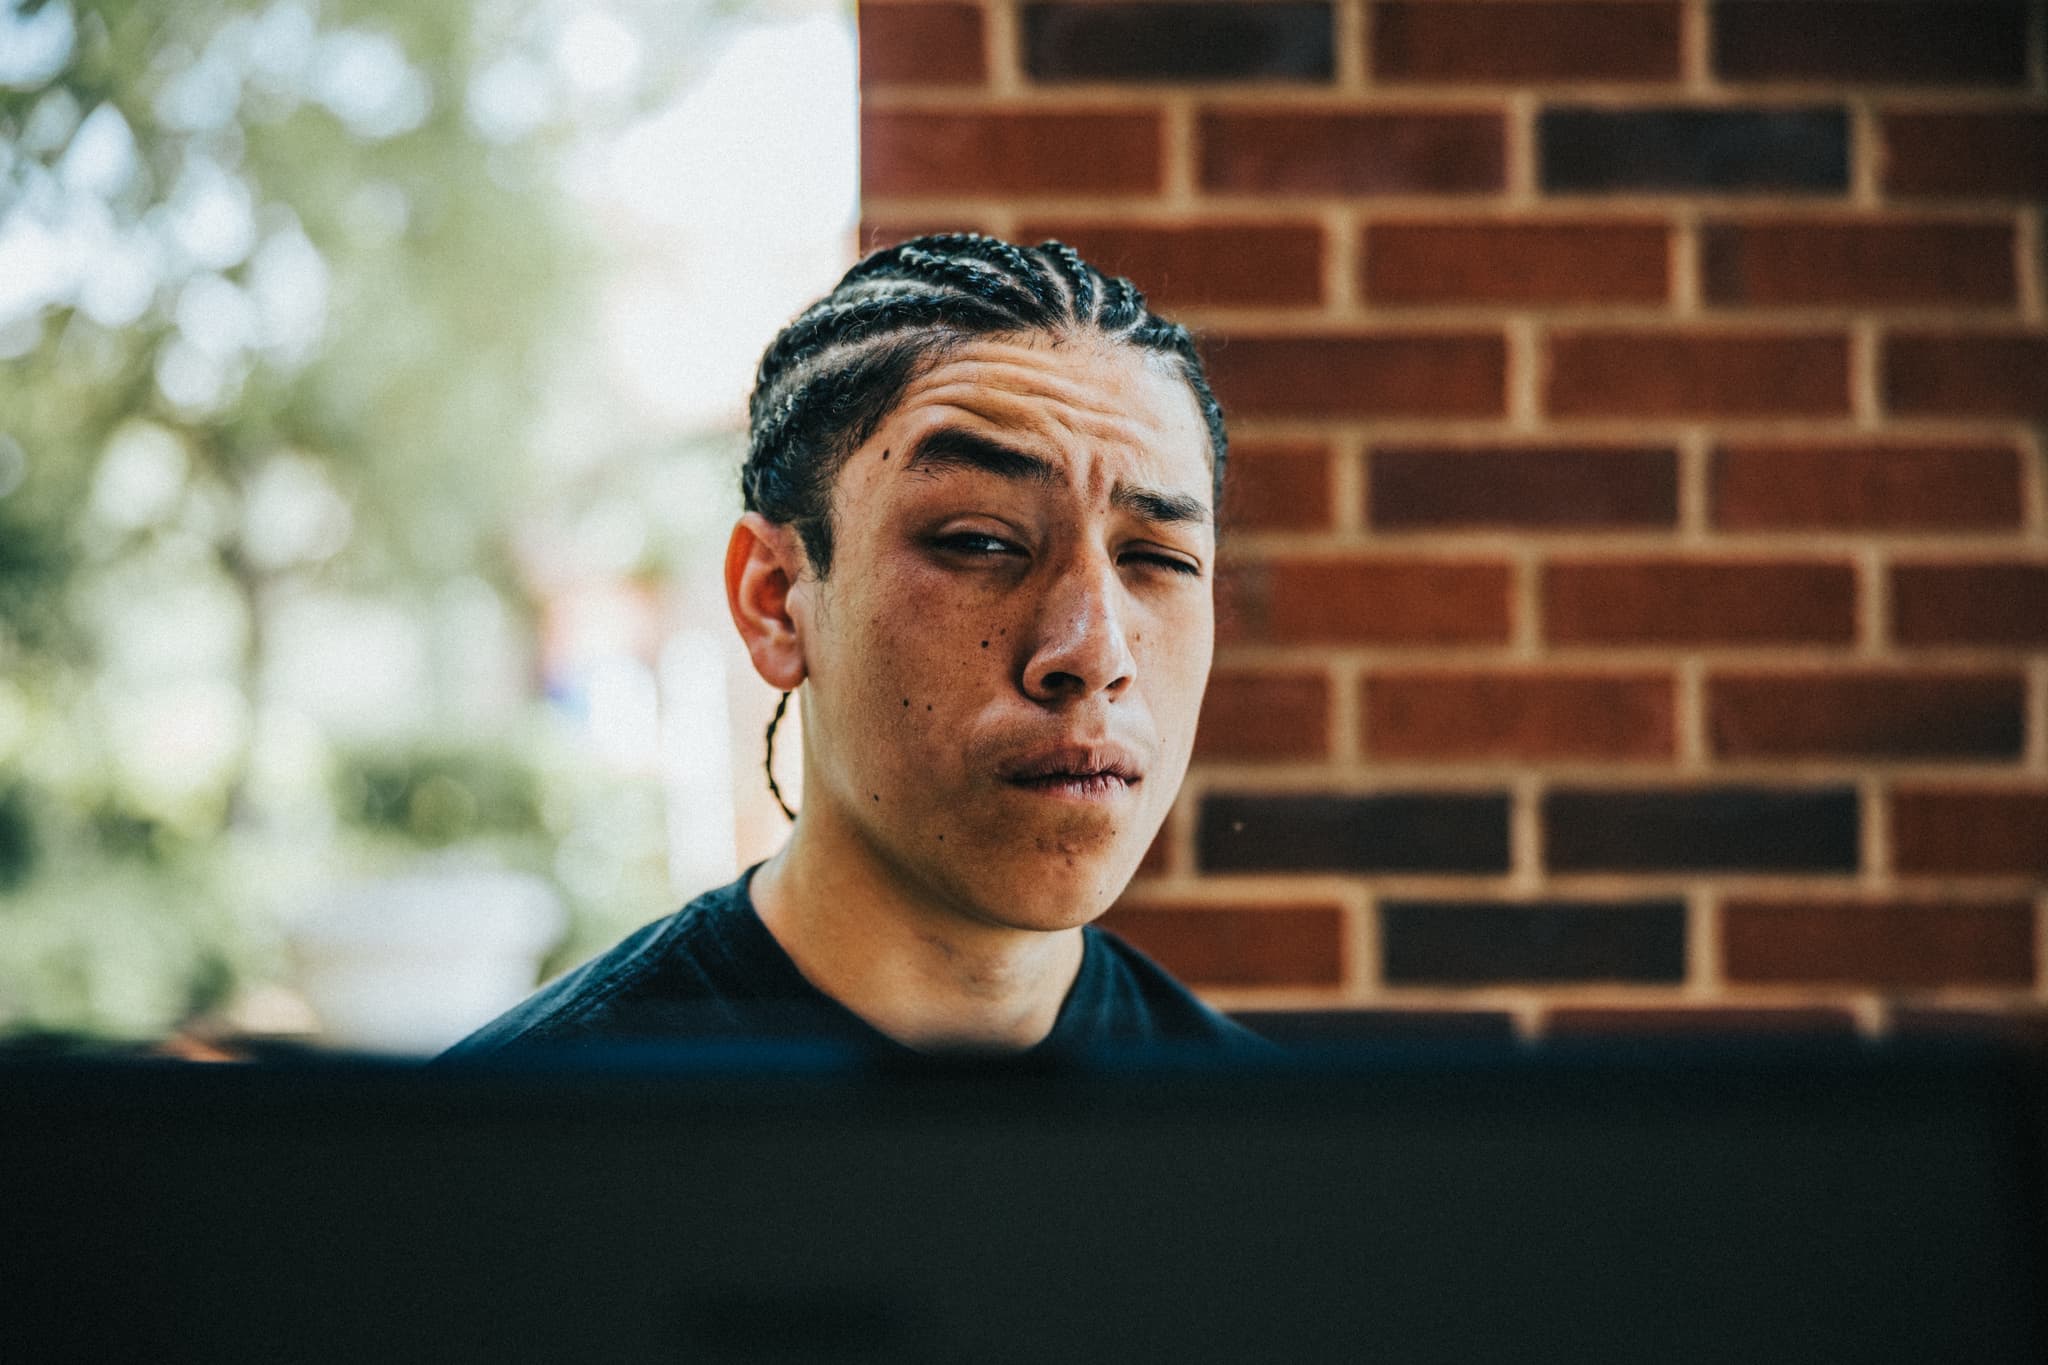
[[3, 1041, 2042, 1363]]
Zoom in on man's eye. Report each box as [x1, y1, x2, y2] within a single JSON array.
[[936, 532, 1021, 558], [1126, 551, 1202, 577]]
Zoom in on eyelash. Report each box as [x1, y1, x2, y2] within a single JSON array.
[[934, 533, 1201, 577]]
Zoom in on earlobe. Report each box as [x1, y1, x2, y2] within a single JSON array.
[[724, 513, 808, 691]]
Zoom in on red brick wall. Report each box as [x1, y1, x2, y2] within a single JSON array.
[[857, 0, 2048, 1042]]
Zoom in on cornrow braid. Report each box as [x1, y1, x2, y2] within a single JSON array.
[[741, 232, 1228, 580]]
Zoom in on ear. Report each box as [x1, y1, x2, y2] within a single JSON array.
[[725, 512, 809, 691]]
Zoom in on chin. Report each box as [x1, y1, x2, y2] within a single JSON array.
[[967, 843, 1138, 934]]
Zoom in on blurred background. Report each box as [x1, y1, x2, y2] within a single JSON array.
[[2, 0, 2044, 1055], [0, 0, 858, 1050]]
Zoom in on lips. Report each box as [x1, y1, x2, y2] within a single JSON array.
[[998, 742, 1143, 796]]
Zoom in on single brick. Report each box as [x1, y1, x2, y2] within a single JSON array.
[[1380, 899, 1687, 985], [1547, 330, 1850, 418], [1231, 1008, 1517, 1043], [1711, 441, 2024, 532], [1893, 789, 2048, 876], [1013, 220, 1324, 308], [1204, 332, 1506, 419], [1195, 668, 1332, 761], [1707, 671, 2026, 761], [1544, 786, 1861, 872], [1713, 1, 2028, 85], [1364, 220, 1669, 306], [1199, 791, 1512, 873], [1370, 444, 1678, 531], [1883, 112, 2048, 198], [1545, 1006, 1860, 1038], [1721, 898, 2036, 988], [1221, 556, 1513, 646], [1701, 219, 2017, 308], [1364, 670, 1676, 761], [1200, 110, 1505, 195], [1022, 1, 1333, 82], [1099, 902, 1346, 986], [1373, 1, 1682, 84], [1220, 438, 1334, 532], [861, 109, 1161, 196], [858, 1, 986, 87], [1892, 562, 2048, 647], [1544, 559, 1858, 646], [1541, 106, 1850, 193], [1884, 332, 2048, 420]]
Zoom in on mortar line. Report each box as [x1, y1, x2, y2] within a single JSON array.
[[1677, 426, 1711, 542], [1859, 543, 1890, 658], [1862, 774, 1890, 891], [1850, 318, 1883, 430], [1350, 887, 1381, 1000], [2028, 659, 2048, 774], [1337, 0, 1369, 94], [1689, 885, 1722, 997], [1681, 0, 1711, 92], [1678, 656, 1707, 773], [1511, 773, 1544, 894], [987, 0, 1021, 96], [1506, 92, 1539, 208], [1162, 95, 1196, 209], [1849, 97, 1880, 208]]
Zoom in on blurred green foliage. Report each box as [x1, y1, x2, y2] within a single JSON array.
[[0, 0, 725, 1041]]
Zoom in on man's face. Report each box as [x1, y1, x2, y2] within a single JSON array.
[[789, 333, 1216, 932]]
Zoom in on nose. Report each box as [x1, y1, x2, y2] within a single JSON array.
[[1021, 552, 1136, 704]]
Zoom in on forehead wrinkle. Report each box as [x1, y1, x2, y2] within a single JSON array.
[[882, 341, 1214, 515]]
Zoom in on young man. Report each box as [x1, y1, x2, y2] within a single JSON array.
[[446, 236, 1264, 1058]]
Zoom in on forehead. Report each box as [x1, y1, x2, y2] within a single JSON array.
[[872, 334, 1214, 501]]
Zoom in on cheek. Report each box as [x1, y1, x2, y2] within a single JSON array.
[[837, 567, 1013, 751], [1136, 595, 1214, 719]]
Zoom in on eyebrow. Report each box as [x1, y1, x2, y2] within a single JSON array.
[[902, 426, 1212, 527]]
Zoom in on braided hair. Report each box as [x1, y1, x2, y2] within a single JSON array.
[[742, 233, 1228, 579]]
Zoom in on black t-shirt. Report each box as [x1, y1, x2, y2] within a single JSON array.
[[441, 865, 1270, 1061]]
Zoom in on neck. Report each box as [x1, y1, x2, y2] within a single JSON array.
[[747, 802, 1086, 1053]]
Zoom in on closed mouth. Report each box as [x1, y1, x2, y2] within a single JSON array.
[[998, 744, 1143, 798], [1007, 771, 1136, 799]]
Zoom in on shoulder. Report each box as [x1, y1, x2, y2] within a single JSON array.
[[1075, 925, 1277, 1056], [436, 876, 745, 1059]]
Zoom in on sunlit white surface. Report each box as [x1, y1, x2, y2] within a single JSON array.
[[588, 654, 662, 772], [291, 866, 565, 1052], [578, 9, 858, 429], [659, 629, 738, 893]]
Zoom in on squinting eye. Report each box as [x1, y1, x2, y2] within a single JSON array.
[[1127, 552, 1202, 577], [936, 532, 1021, 558]]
